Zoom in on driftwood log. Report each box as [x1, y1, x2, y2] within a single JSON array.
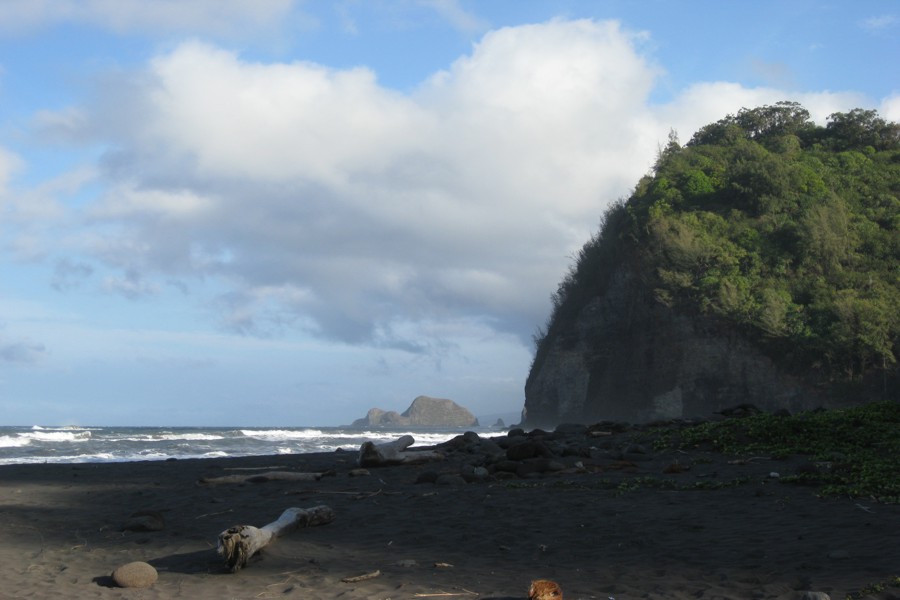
[[199, 470, 333, 485], [217, 505, 335, 572], [358, 434, 444, 467]]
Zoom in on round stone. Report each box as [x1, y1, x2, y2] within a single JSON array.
[[112, 561, 158, 588]]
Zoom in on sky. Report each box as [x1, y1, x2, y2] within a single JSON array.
[[1, 1, 898, 427]]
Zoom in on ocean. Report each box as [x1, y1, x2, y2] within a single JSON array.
[[0, 425, 502, 465]]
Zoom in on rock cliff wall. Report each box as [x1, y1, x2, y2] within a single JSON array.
[[524, 261, 831, 428]]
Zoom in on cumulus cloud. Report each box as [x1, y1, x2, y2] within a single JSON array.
[[36, 18, 879, 350], [882, 94, 900, 122]]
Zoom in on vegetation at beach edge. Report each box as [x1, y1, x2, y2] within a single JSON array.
[[846, 575, 900, 600], [658, 400, 900, 503], [504, 401, 898, 503]]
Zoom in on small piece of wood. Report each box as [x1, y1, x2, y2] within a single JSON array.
[[199, 471, 332, 485], [358, 435, 444, 467], [341, 569, 381, 583], [217, 505, 335, 572]]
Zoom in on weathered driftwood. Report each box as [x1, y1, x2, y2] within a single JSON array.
[[358, 434, 444, 467], [199, 470, 332, 485], [217, 505, 335, 572], [341, 569, 381, 583]]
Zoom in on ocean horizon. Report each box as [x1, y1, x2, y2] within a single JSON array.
[[0, 424, 509, 465]]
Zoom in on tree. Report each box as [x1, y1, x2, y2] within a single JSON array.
[[824, 108, 900, 151]]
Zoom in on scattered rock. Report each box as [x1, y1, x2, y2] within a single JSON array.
[[435, 473, 467, 486], [624, 443, 648, 455], [798, 592, 830, 600], [554, 423, 587, 435], [717, 404, 763, 418], [415, 471, 439, 484], [461, 431, 481, 444], [111, 561, 158, 588], [506, 440, 554, 461], [458, 464, 478, 482], [490, 460, 520, 474], [472, 466, 490, 479], [663, 461, 689, 474], [477, 439, 505, 458], [506, 441, 539, 461], [122, 510, 165, 532]]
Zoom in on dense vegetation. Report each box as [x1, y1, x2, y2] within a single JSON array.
[[661, 400, 900, 503], [537, 102, 899, 395]]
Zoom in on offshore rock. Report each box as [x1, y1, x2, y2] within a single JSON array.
[[351, 396, 478, 428]]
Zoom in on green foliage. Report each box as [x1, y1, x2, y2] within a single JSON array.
[[689, 101, 815, 148], [846, 575, 900, 600], [670, 401, 900, 502], [823, 108, 900, 151], [844, 575, 900, 600], [534, 103, 899, 391]]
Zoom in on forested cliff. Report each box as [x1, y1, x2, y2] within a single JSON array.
[[525, 103, 899, 427]]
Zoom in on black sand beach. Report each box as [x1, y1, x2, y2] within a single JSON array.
[[1, 426, 898, 599]]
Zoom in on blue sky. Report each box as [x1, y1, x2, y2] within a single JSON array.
[[1, 0, 898, 426]]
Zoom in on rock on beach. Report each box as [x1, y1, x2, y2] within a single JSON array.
[[112, 561, 158, 588]]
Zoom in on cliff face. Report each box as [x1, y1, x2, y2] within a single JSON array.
[[523, 261, 830, 428]]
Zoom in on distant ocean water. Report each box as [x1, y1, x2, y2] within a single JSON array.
[[0, 425, 504, 465]]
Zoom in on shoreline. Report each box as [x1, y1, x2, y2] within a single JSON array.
[[0, 425, 489, 466], [2, 428, 898, 599]]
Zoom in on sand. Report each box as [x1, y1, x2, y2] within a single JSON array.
[[0, 427, 898, 599]]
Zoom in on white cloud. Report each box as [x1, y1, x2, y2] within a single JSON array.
[[90, 184, 214, 219], [1, 164, 96, 262], [0, 0, 303, 38], [419, 0, 489, 33], [860, 14, 898, 31], [882, 93, 900, 122], [139, 42, 428, 185], [0, 145, 23, 192], [32, 18, 888, 352]]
